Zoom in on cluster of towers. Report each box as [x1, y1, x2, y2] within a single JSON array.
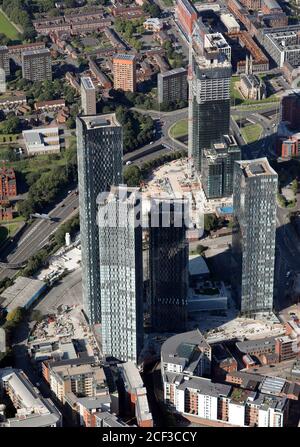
[[77, 19, 278, 365]]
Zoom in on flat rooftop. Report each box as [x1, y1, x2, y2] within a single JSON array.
[[81, 76, 95, 90], [78, 113, 120, 130], [22, 48, 50, 57], [0, 276, 46, 311], [237, 158, 277, 178], [113, 53, 136, 61]]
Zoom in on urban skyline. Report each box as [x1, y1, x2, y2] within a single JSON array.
[[0, 0, 300, 431]]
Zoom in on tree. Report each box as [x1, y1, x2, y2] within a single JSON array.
[[124, 165, 142, 187], [196, 244, 207, 256], [6, 307, 23, 324], [204, 214, 218, 232], [66, 117, 76, 129], [291, 179, 298, 195], [0, 116, 21, 134]]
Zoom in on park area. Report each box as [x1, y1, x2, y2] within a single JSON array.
[[0, 10, 20, 40], [169, 119, 188, 140], [241, 123, 263, 144]]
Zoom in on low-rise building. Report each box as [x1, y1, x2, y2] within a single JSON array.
[[0, 368, 62, 427], [0, 276, 46, 314], [23, 126, 63, 155], [143, 18, 163, 33], [118, 362, 153, 427], [0, 167, 17, 200], [34, 99, 65, 112], [212, 343, 238, 379]]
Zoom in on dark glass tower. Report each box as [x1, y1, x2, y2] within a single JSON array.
[[76, 114, 123, 324], [201, 137, 241, 199], [149, 198, 189, 332], [232, 158, 278, 316], [188, 31, 231, 173]]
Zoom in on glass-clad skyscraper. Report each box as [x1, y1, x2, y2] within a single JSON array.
[[232, 158, 278, 315], [188, 37, 231, 173], [149, 198, 189, 332], [76, 114, 123, 324], [97, 186, 144, 363]]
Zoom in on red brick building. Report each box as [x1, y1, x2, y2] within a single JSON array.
[[0, 167, 17, 200], [175, 0, 198, 39]]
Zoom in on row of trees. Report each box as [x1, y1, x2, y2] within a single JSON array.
[[18, 145, 77, 219], [0, 0, 36, 41]]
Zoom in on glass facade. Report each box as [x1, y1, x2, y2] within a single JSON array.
[[232, 159, 278, 315], [98, 187, 143, 363], [188, 53, 231, 173], [76, 115, 123, 324], [149, 199, 189, 332]]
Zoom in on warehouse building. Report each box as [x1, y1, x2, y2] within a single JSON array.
[[0, 276, 47, 313]]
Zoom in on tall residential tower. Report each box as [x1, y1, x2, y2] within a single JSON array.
[[76, 114, 123, 324], [97, 186, 144, 363], [149, 198, 189, 332], [232, 158, 278, 315], [188, 24, 231, 173]]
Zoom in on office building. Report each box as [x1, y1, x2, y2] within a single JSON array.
[[0, 46, 10, 76], [22, 126, 62, 155], [149, 198, 189, 332], [97, 186, 143, 363], [201, 137, 241, 199], [157, 67, 188, 105], [81, 77, 96, 115], [232, 158, 278, 315], [263, 29, 300, 68], [188, 25, 231, 173], [22, 48, 52, 82], [113, 53, 136, 92], [76, 114, 123, 324]]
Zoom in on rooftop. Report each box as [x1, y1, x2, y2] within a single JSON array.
[[237, 158, 277, 178], [0, 276, 46, 312], [161, 329, 210, 369], [113, 53, 136, 61], [78, 113, 120, 130], [81, 76, 95, 90]]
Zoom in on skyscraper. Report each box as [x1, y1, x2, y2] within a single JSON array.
[[113, 53, 136, 92], [201, 136, 240, 199], [81, 77, 96, 115], [22, 48, 52, 82], [76, 114, 123, 324], [149, 198, 189, 332], [97, 186, 144, 363], [188, 25, 231, 173], [232, 158, 278, 315]]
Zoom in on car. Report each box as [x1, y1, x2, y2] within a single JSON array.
[[126, 160, 132, 166], [61, 204, 65, 207], [68, 190, 72, 194]]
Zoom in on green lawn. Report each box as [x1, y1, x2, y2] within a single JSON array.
[[0, 10, 20, 40], [241, 124, 263, 144], [230, 76, 280, 107], [170, 119, 188, 139]]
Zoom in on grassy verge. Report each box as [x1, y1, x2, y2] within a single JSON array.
[[241, 123, 263, 143], [169, 119, 188, 139], [230, 76, 280, 106], [0, 10, 20, 39]]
